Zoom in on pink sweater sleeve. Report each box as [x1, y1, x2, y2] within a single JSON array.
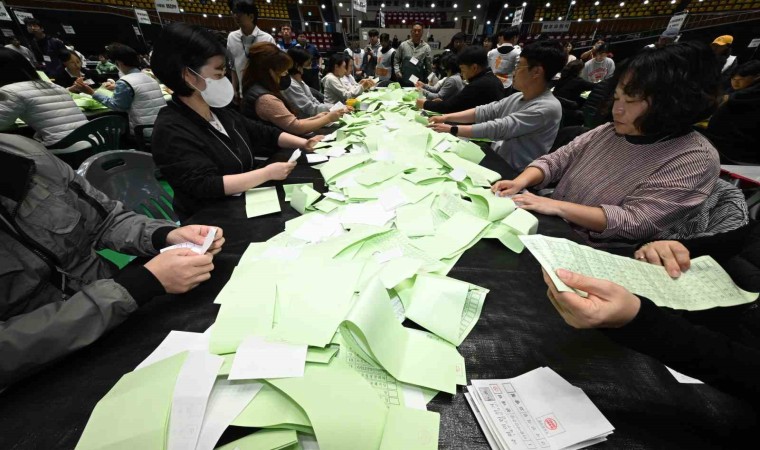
[[255, 94, 314, 136]]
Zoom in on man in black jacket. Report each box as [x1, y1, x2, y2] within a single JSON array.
[[416, 45, 504, 114]]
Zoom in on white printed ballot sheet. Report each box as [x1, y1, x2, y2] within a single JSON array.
[[468, 367, 614, 450]]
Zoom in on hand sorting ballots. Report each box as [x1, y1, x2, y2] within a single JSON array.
[[542, 268, 642, 329], [145, 225, 224, 294]]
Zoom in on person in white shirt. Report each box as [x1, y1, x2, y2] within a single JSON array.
[[227, 0, 275, 99], [375, 33, 400, 85], [488, 27, 521, 90], [4, 36, 36, 65], [344, 41, 365, 79]]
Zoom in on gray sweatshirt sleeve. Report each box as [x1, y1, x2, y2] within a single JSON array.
[[424, 77, 461, 100], [473, 97, 509, 125], [0, 278, 138, 387], [472, 99, 552, 142]]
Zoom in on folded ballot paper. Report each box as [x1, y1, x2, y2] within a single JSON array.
[[466, 367, 614, 450]]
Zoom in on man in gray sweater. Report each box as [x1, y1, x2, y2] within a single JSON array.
[[428, 41, 566, 172]]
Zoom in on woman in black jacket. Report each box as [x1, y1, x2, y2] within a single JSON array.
[[151, 23, 322, 220], [541, 222, 760, 406], [553, 59, 594, 107]]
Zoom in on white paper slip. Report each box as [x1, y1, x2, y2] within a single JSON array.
[[410, 57, 420, 66], [288, 149, 302, 163], [401, 383, 427, 411], [373, 149, 395, 162], [378, 186, 409, 211], [168, 352, 224, 450], [228, 336, 307, 380], [427, 72, 436, 82], [306, 153, 329, 163], [666, 366, 704, 384], [409, 74, 420, 84], [435, 141, 451, 152], [373, 247, 404, 264], [291, 214, 345, 243], [326, 147, 347, 158], [449, 168, 467, 182], [330, 101, 346, 112], [136, 331, 210, 370], [161, 227, 217, 255], [335, 175, 359, 189], [372, 77, 380, 83], [194, 380, 263, 450], [260, 246, 303, 261], [324, 191, 347, 202], [322, 131, 338, 142], [341, 201, 396, 227]]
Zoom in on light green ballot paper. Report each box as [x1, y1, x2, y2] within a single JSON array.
[[521, 234, 759, 311]]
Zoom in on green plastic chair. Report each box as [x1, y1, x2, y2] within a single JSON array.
[[78, 150, 178, 223], [48, 115, 128, 169]]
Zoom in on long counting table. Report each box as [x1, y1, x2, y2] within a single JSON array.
[[0, 147, 756, 449]]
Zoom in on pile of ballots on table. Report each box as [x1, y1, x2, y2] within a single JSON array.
[[74, 87, 543, 450]]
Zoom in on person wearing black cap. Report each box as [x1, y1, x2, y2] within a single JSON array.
[[226, 0, 275, 100]]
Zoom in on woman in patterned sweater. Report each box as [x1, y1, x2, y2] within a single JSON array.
[[492, 42, 730, 246]]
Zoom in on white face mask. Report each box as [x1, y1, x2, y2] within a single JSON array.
[[189, 68, 234, 108]]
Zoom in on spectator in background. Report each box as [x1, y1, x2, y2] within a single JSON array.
[[227, 0, 275, 99], [151, 23, 320, 220], [712, 35, 737, 74], [553, 60, 594, 106], [375, 33, 400, 86], [564, 41, 576, 63], [282, 46, 334, 118], [4, 35, 36, 65], [582, 43, 615, 83], [482, 35, 497, 51], [362, 29, 381, 77], [417, 52, 464, 102], [295, 31, 322, 91], [705, 60, 760, 164], [428, 34, 435, 43], [278, 23, 297, 51], [396, 23, 433, 86], [580, 39, 605, 62], [76, 44, 166, 138], [322, 53, 374, 104], [95, 53, 118, 75], [646, 29, 678, 49], [490, 42, 725, 245], [489, 27, 521, 91], [392, 34, 400, 49], [418, 45, 504, 114], [344, 40, 364, 79], [53, 50, 99, 93], [24, 18, 66, 75], [428, 41, 564, 172], [447, 32, 467, 54], [0, 48, 88, 147], [241, 42, 344, 135]]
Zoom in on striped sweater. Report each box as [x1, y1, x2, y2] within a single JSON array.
[[529, 123, 721, 244]]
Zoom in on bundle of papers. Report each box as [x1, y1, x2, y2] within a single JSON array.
[[466, 367, 614, 450], [77, 87, 543, 450], [521, 234, 758, 310]]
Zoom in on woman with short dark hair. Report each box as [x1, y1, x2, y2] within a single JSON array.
[[241, 42, 343, 135], [0, 48, 88, 146], [493, 42, 729, 245], [322, 53, 374, 104], [150, 23, 323, 220]]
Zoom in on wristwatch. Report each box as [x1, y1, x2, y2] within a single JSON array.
[[450, 125, 459, 137]]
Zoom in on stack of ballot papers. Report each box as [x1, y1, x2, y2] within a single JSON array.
[[466, 367, 614, 450], [75, 87, 544, 450]]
